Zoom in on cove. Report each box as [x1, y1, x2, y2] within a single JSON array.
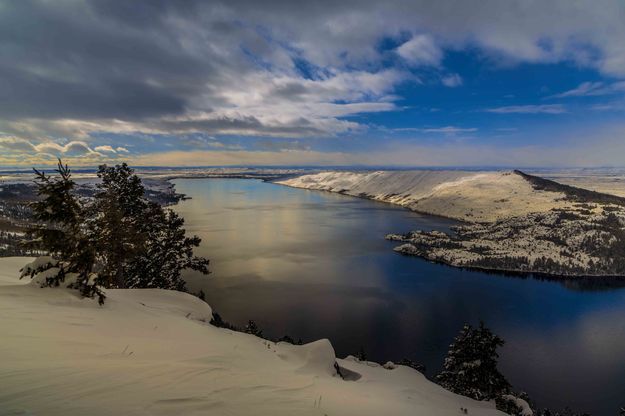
[[174, 178, 625, 416]]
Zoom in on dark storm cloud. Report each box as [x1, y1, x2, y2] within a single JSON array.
[[0, 65, 186, 119], [154, 115, 330, 137], [0, 0, 220, 120]]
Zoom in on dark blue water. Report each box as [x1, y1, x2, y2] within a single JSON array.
[[174, 178, 625, 416]]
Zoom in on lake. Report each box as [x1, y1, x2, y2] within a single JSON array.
[[174, 178, 625, 416]]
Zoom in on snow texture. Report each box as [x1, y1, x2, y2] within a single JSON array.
[[277, 170, 570, 222], [0, 257, 506, 416]]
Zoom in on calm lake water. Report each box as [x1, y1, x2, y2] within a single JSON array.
[[174, 178, 625, 416]]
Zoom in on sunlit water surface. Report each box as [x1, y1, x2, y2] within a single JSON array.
[[174, 178, 625, 416]]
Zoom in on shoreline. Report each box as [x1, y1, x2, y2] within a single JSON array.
[[167, 174, 625, 281], [277, 170, 625, 280], [275, 180, 470, 224], [391, 248, 625, 287]]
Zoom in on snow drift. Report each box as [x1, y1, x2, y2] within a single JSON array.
[[0, 257, 505, 416]]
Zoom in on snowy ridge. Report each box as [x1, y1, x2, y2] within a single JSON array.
[[278, 170, 625, 277], [0, 257, 505, 416], [277, 170, 570, 222]]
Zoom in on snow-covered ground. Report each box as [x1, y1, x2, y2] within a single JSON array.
[[277, 170, 572, 222], [0, 257, 505, 416], [278, 170, 625, 277]]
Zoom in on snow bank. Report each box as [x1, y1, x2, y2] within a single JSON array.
[[0, 257, 506, 416], [277, 170, 570, 222], [17, 256, 99, 288], [0, 256, 34, 285], [277, 338, 338, 376]]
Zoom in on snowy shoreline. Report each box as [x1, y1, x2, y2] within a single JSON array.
[[391, 246, 625, 283], [0, 256, 506, 416], [275, 170, 575, 223], [277, 170, 625, 278]]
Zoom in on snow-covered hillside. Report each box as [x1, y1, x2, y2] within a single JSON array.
[[277, 170, 570, 222], [0, 257, 505, 416], [278, 170, 625, 277], [388, 202, 625, 276]]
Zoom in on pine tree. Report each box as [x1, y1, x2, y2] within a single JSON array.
[[436, 322, 510, 400], [94, 163, 209, 290], [125, 202, 209, 290], [244, 320, 263, 337], [25, 160, 104, 304], [357, 346, 367, 362], [93, 163, 148, 288], [24, 160, 208, 303], [29, 160, 82, 261]]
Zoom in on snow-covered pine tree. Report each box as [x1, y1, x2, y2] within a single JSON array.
[[94, 163, 209, 290], [25, 159, 104, 304], [436, 321, 510, 401]]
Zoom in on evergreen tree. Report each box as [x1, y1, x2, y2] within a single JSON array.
[[357, 346, 367, 362], [23, 160, 208, 304], [93, 163, 148, 288], [210, 311, 238, 330], [244, 320, 263, 337], [26, 160, 104, 303], [125, 202, 209, 290], [94, 163, 209, 290], [29, 160, 82, 261], [436, 322, 510, 400], [277, 335, 295, 344]]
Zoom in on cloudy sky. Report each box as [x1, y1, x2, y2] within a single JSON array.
[[1, 0, 625, 168]]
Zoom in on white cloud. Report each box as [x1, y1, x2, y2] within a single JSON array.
[[116, 147, 130, 153], [94, 145, 117, 153], [0, 137, 37, 152], [485, 104, 567, 114], [422, 126, 477, 134], [397, 34, 442, 67], [0, 137, 103, 157], [146, 69, 408, 138], [550, 81, 605, 98], [395, 126, 477, 135], [550, 81, 625, 98], [591, 102, 625, 112], [441, 74, 462, 87], [34, 141, 95, 156]]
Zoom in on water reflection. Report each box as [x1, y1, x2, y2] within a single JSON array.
[[174, 178, 625, 416]]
